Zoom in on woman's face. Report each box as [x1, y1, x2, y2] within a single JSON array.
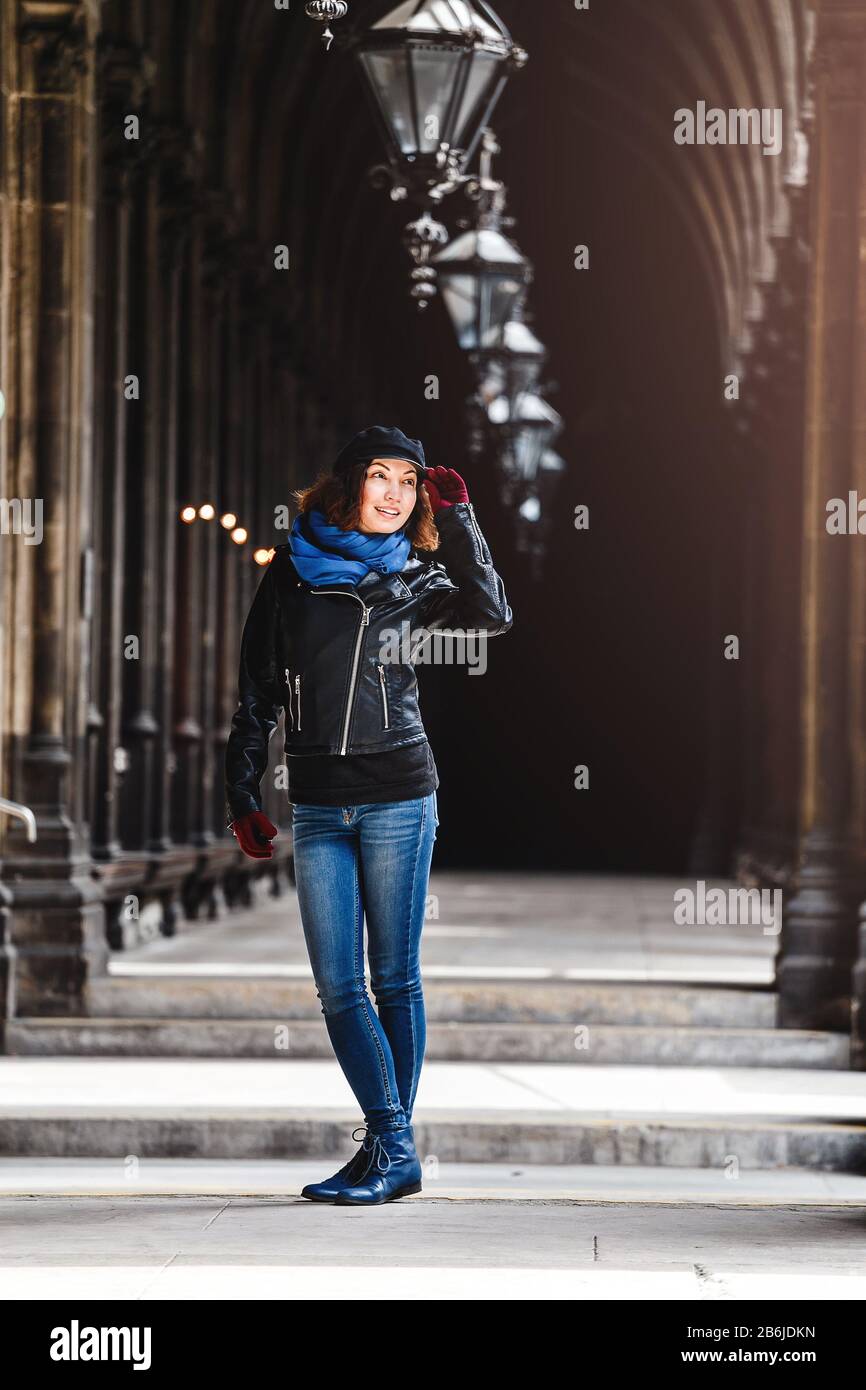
[[358, 457, 420, 534]]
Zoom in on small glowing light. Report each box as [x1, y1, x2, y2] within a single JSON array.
[[220, 512, 237, 529], [198, 503, 216, 520], [253, 548, 272, 566], [231, 527, 248, 545], [180, 506, 197, 523]]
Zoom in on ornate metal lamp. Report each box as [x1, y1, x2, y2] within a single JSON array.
[[431, 126, 531, 340], [353, 0, 527, 202], [488, 388, 563, 496], [515, 448, 567, 579], [472, 291, 547, 404]]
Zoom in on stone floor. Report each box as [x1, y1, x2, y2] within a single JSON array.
[[0, 1188, 864, 1300], [113, 868, 780, 984], [2, 870, 863, 1300]]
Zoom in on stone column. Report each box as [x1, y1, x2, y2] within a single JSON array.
[[149, 127, 196, 858], [780, 6, 866, 1032], [757, 216, 809, 885], [733, 245, 809, 893], [0, 1, 107, 1018], [116, 119, 166, 851], [193, 206, 232, 855], [89, 26, 148, 859], [171, 206, 206, 850], [212, 251, 248, 838], [835, 13, 866, 1058]]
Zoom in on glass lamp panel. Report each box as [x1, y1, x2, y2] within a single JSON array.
[[359, 50, 417, 154], [409, 47, 463, 152], [452, 51, 501, 148], [502, 319, 545, 356], [479, 275, 522, 344], [514, 429, 542, 481], [440, 274, 478, 348], [375, 1, 503, 42]]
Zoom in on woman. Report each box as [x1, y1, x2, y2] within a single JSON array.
[[224, 424, 513, 1205]]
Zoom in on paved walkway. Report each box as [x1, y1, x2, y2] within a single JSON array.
[[115, 870, 779, 984], [0, 1188, 864, 1300], [2, 1155, 865, 1202]]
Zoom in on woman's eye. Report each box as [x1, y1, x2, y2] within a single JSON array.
[[369, 471, 413, 486]]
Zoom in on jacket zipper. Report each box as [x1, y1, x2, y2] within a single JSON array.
[[466, 502, 486, 563], [285, 668, 294, 731], [294, 673, 301, 730], [377, 664, 390, 729], [308, 589, 370, 754]]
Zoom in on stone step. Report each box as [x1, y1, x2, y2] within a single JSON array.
[[1, 1056, 864, 1171], [6, 1016, 850, 1068], [1, 1107, 864, 1172], [87, 973, 779, 1027]]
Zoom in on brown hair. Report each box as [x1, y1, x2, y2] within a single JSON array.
[[291, 458, 440, 553]]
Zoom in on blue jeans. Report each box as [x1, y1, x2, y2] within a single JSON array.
[[290, 791, 438, 1134]]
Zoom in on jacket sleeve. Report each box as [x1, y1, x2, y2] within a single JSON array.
[[418, 502, 513, 636], [224, 559, 284, 828]]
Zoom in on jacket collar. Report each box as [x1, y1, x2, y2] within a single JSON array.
[[279, 544, 429, 603], [311, 570, 412, 603]]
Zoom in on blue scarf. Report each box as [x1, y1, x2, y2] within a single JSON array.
[[288, 507, 411, 587]]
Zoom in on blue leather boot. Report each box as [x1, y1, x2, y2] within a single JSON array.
[[334, 1124, 422, 1205], [301, 1126, 375, 1202]]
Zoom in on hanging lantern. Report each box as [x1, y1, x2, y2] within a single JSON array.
[[488, 389, 562, 485], [354, 0, 527, 198], [536, 447, 567, 510], [514, 449, 567, 576], [432, 223, 530, 348], [473, 296, 547, 402]]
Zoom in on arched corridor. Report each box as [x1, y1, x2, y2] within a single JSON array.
[[1, 0, 866, 1063]]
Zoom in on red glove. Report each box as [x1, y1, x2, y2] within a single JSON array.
[[231, 809, 279, 859], [423, 465, 470, 513]]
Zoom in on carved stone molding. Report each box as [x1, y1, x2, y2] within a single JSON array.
[[18, 3, 89, 95], [97, 41, 153, 202], [96, 36, 154, 110]]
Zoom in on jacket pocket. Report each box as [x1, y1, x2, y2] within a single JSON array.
[[294, 673, 302, 731], [377, 663, 390, 729]]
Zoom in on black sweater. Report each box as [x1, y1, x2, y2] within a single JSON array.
[[287, 739, 438, 807]]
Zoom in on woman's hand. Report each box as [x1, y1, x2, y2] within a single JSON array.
[[422, 465, 470, 513], [231, 809, 279, 859]]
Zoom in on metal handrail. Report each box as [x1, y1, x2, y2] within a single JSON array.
[[0, 797, 37, 843]]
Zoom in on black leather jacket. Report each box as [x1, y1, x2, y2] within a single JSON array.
[[224, 502, 513, 826]]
